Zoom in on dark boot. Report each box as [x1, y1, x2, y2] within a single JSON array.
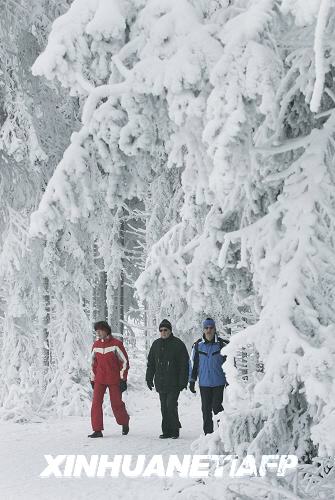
[[88, 431, 103, 438], [159, 433, 171, 439], [122, 424, 129, 435], [171, 429, 179, 439]]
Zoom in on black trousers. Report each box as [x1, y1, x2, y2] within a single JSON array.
[[200, 385, 224, 434], [159, 390, 181, 436]]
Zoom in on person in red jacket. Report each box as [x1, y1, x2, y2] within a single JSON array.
[[88, 321, 130, 438]]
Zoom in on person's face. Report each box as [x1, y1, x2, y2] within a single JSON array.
[[96, 328, 109, 340], [159, 327, 171, 339], [204, 326, 215, 341]]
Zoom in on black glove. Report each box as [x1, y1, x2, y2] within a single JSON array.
[[147, 381, 153, 391], [120, 380, 127, 393], [189, 381, 196, 393], [90, 381, 95, 389]]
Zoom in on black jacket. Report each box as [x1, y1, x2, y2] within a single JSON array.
[[146, 333, 189, 392]]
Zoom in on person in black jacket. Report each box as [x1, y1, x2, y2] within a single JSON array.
[[146, 319, 189, 439]]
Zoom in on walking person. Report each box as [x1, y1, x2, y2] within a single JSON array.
[[146, 319, 189, 439], [88, 321, 130, 438], [189, 318, 229, 435]]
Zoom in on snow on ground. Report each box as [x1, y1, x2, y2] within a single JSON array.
[[0, 389, 209, 500]]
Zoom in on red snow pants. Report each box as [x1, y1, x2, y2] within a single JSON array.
[[91, 383, 129, 431]]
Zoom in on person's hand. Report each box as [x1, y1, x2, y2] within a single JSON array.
[[147, 381, 153, 391], [189, 381, 196, 394], [90, 381, 95, 389], [120, 380, 127, 393]]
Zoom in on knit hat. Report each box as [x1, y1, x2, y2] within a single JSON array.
[[203, 318, 215, 329], [159, 319, 172, 331]]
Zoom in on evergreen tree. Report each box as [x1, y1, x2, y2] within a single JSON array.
[[18, 0, 335, 470]]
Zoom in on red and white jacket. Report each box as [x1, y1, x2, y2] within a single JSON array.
[[91, 336, 129, 385]]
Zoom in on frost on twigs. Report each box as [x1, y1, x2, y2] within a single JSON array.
[[4, 0, 335, 477]]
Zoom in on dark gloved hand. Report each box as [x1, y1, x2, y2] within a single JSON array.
[[147, 381, 153, 391], [189, 381, 196, 393], [120, 380, 127, 393], [90, 381, 95, 389]]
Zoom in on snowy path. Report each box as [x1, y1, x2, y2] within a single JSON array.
[[0, 390, 207, 500]]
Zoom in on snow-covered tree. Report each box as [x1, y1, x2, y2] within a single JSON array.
[[27, 0, 335, 470], [0, 0, 89, 420]]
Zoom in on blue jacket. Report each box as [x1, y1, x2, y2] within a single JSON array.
[[189, 334, 229, 387]]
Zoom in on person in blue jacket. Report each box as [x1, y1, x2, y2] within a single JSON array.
[[189, 318, 229, 434]]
